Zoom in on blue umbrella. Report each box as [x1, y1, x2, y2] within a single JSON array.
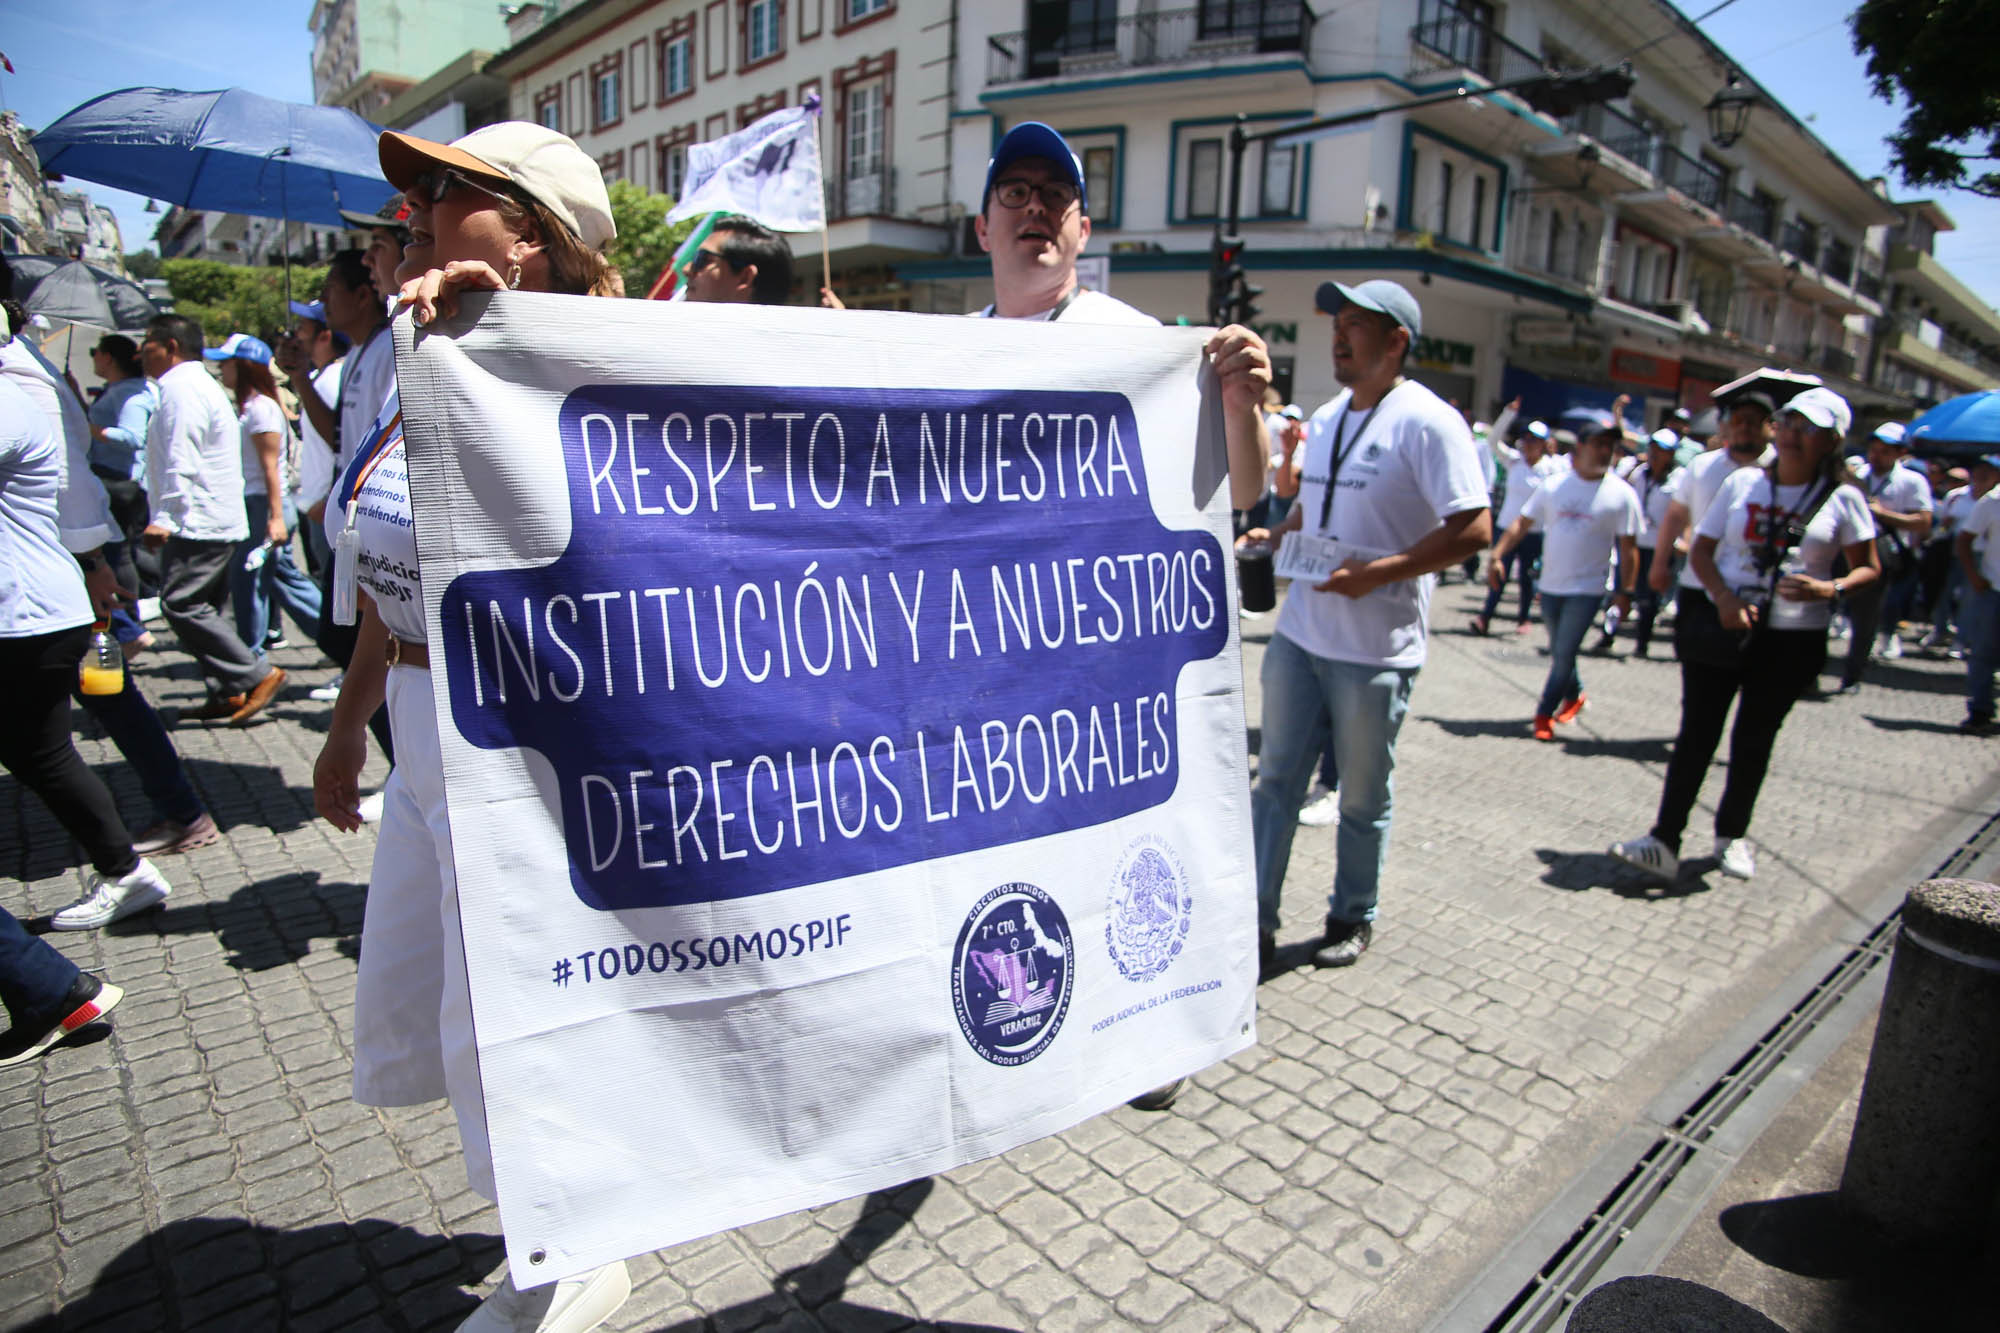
[[32, 87, 395, 229], [1908, 388, 2000, 450]]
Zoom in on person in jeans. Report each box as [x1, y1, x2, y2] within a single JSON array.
[[1597, 429, 1683, 657], [0, 371, 174, 931], [1470, 416, 1561, 636], [209, 333, 322, 655], [1956, 461, 2000, 735], [1244, 279, 1490, 974], [0, 906, 122, 1067], [1612, 388, 1878, 883], [139, 313, 286, 725], [84, 334, 160, 617], [1836, 421, 1930, 691], [1488, 414, 1640, 740]]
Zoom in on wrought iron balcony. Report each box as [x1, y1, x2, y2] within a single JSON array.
[[1564, 102, 1654, 171], [1408, 0, 1546, 84], [1780, 218, 1819, 266], [1855, 268, 1884, 302], [1820, 238, 1856, 286], [1726, 191, 1775, 241], [1656, 145, 1723, 210], [987, 1, 1312, 86]]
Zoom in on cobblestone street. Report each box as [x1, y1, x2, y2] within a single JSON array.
[[5, 579, 1995, 1332]]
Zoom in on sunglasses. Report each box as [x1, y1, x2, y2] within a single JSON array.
[[684, 249, 743, 276], [408, 168, 513, 208], [990, 178, 1080, 213]]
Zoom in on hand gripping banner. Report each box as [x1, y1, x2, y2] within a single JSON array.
[[394, 294, 1257, 1284]]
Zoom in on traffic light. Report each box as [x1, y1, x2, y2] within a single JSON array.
[[1208, 231, 1246, 327], [1230, 274, 1263, 328], [1521, 65, 1636, 118]]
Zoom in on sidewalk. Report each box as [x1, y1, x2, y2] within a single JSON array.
[[4, 581, 1995, 1331]]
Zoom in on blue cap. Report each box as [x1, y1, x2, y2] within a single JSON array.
[[1977, 455, 2000, 472], [1314, 279, 1423, 338], [202, 333, 273, 365], [1525, 420, 1551, 439], [983, 122, 1088, 214], [1570, 408, 1619, 436], [289, 299, 327, 324]]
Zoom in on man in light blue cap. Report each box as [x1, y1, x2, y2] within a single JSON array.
[[1249, 276, 1491, 973]]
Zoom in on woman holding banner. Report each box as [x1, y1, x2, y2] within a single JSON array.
[[311, 123, 631, 1333]]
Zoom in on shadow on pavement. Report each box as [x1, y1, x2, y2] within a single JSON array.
[[1859, 715, 1976, 736], [13, 1215, 500, 1332], [1559, 735, 1675, 763], [1422, 715, 1535, 741], [1842, 661, 1970, 696], [1717, 1192, 1990, 1333], [658, 1178, 1015, 1333], [106, 867, 365, 971], [1535, 848, 1718, 901]]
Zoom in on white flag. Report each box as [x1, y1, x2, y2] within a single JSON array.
[[666, 94, 824, 232]]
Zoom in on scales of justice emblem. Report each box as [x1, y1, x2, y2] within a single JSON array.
[[951, 883, 1075, 1067]]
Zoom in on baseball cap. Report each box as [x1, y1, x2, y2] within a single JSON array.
[[379, 122, 616, 250], [288, 299, 328, 324], [1280, 404, 1304, 420], [1648, 428, 1679, 451], [1872, 420, 1909, 446], [1976, 455, 2000, 472], [1779, 386, 1853, 436], [338, 193, 413, 236], [1525, 420, 1551, 440], [1314, 279, 1422, 337], [203, 333, 272, 365], [982, 122, 1087, 214]]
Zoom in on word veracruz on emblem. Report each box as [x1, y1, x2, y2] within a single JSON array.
[[952, 883, 1074, 1067], [1105, 837, 1192, 983]]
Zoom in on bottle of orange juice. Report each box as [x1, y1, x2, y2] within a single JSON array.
[[78, 623, 124, 696]]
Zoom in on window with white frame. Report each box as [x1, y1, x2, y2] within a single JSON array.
[[535, 91, 561, 132], [662, 34, 692, 98], [1257, 141, 1297, 216], [1186, 138, 1222, 220], [843, 80, 885, 213], [747, 0, 781, 64], [845, 0, 888, 19], [1083, 146, 1116, 224], [1407, 134, 1501, 250], [1614, 223, 1675, 306], [658, 129, 695, 201], [595, 67, 622, 128]]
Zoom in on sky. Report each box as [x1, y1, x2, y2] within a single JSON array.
[[3, 0, 1996, 311]]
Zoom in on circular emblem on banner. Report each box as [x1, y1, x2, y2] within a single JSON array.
[[1105, 836, 1193, 982], [951, 883, 1074, 1067]]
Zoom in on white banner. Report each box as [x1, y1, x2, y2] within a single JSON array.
[[665, 97, 825, 232], [394, 295, 1256, 1284]]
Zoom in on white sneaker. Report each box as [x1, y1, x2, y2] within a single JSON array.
[[1608, 834, 1679, 883], [1876, 632, 1902, 660], [1297, 785, 1341, 827], [1830, 614, 1851, 640], [308, 673, 345, 702], [457, 1260, 630, 1333], [51, 859, 172, 931], [357, 791, 385, 824], [1715, 837, 1756, 880]]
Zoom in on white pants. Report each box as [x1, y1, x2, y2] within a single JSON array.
[[351, 665, 496, 1199]]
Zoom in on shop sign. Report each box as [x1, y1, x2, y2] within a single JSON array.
[[1250, 322, 1298, 345], [1609, 348, 1681, 393], [1413, 336, 1475, 371]]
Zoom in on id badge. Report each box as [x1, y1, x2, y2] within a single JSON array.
[[332, 501, 360, 627], [1273, 531, 1349, 584]]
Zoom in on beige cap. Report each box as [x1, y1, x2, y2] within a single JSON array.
[[379, 122, 615, 251]]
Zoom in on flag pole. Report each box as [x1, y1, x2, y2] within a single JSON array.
[[812, 109, 832, 299]]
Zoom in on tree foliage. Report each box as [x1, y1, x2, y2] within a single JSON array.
[[123, 250, 162, 280], [1852, 0, 2000, 198], [159, 259, 325, 347], [603, 180, 695, 298]]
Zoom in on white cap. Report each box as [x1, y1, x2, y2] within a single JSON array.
[[1780, 386, 1853, 437], [380, 122, 616, 251], [1872, 420, 1909, 446], [1648, 428, 1679, 450]]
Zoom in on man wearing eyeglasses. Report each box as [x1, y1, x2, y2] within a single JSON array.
[[685, 217, 796, 305]]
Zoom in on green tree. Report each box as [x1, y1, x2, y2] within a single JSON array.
[[604, 179, 695, 297], [123, 250, 162, 280], [160, 259, 326, 346], [1852, 0, 2000, 197]]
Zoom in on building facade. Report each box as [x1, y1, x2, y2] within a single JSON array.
[[3, 113, 124, 268], [1870, 199, 2000, 403], [310, 0, 513, 115]]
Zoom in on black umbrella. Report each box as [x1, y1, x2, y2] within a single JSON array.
[[4, 255, 161, 331]]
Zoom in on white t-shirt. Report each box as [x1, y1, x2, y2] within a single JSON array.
[[1523, 470, 1642, 596], [1625, 461, 1682, 549], [1, 334, 117, 554], [1962, 492, 2000, 588], [1855, 463, 1933, 567], [1497, 450, 1563, 529], [0, 378, 93, 637], [336, 325, 396, 474], [1697, 469, 1876, 632], [972, 287, 1159, 327], [296, 358, 344, 511], [238, 393, 291, 498], [1673, 446, 1773, 590], [1275, 379, 1489, 670]]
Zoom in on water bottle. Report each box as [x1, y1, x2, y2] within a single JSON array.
[[78, 623, 124, 696]]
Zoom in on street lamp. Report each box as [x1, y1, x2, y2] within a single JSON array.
[[1705, 75, 1757, 150]]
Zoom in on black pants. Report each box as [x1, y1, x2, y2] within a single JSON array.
[[1653, 612, 1825, 851], [311, 556, 395, 766], [94, 472, 158, 593], [0, 627, 138, 879]]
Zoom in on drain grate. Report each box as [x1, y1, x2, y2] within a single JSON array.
[[1479, 807, 2000, 1333]]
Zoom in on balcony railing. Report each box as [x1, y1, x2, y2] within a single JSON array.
[[1815, 346, 1856, 377], [987, 1, 1312, 86], [1727, 192, 1775, 241], [1656, 145, 1723, 210], [1780, 218, 1818, 266], [1855, 268, 1884, 302], [830, 167, 895, 221], [1409, 0, 1547, 84], [1821, 238, 1856, 286], [1564, 102, 1654, 170]]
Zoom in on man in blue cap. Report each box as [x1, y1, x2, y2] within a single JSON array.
[[1248, 278, 1490, 974], [1838, 419, 1931, 688]]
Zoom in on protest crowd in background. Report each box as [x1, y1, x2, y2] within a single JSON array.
[[6, 108, 2000, 1333]]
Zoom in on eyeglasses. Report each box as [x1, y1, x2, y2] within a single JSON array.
[[684, 249, 742, 276], [990, 178, 1080, 213], [408, 168, 512, 208]]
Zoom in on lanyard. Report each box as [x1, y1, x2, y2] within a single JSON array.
[[335, 411, 404, 516], [1756, 472, 1827, 565], [1315, 393, 1388, 534]]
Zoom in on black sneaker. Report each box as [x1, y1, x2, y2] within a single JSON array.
[[1128, 1079, 1186, 1112], [1258, 931, 1278, 981], [0, 973, 122, 1068], [1312, 918, 1372, 968], [1961, 715, 1999, 737]]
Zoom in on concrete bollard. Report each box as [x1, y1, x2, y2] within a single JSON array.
[[1565, 1276, 1787, 1331], [1838, 877, 2000, 1250]]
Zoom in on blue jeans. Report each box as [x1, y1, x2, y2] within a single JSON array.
[[231, 494, 323, 652], [1479, 531, 1542, 624], [1964, 587, 2000, 720], [1537, 593, 1599, 717], [1, 905, 80, 1027], [73, 671, 205, 827], [1252, 633, 1416, 934]]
